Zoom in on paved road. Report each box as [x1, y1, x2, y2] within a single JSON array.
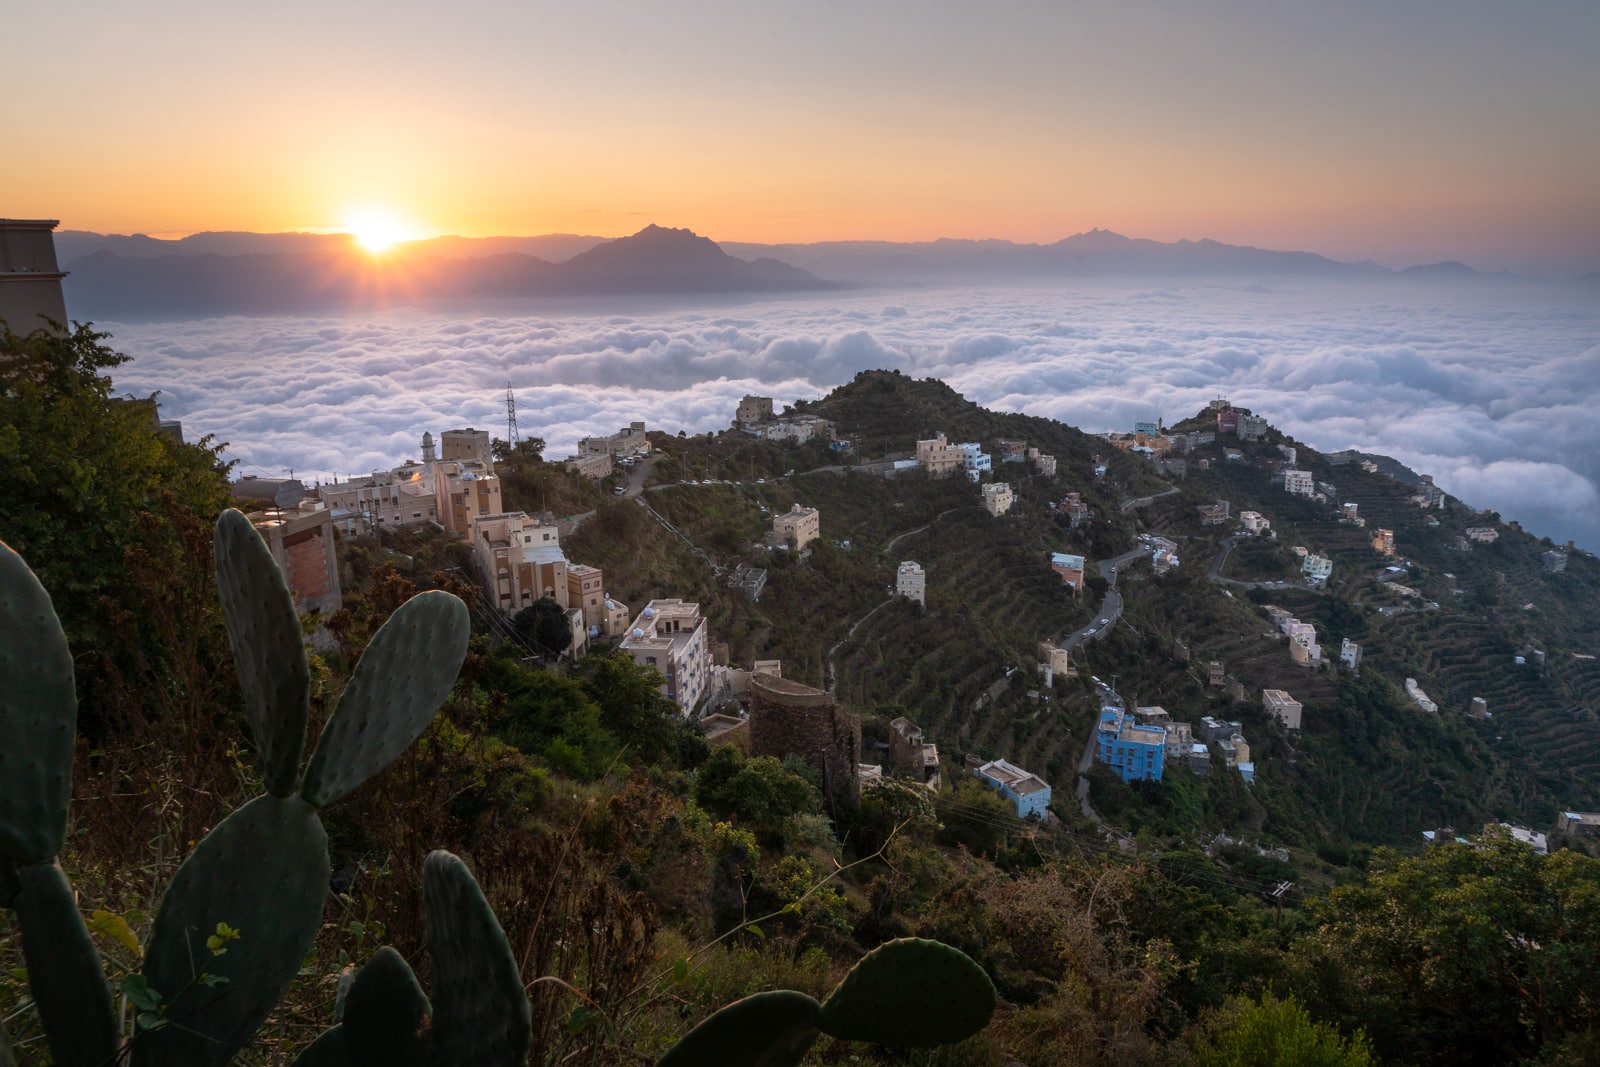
[[1052, 546, 1151, 653], [1119, 485, 1180, 512], [1207, 532, 1329, 595]]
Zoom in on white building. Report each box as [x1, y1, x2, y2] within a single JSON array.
[[1262, 689, 1303, 730], [620, 600, 712, 714], [1405, 678, 1438, 713], [1302, 554, 1333, 585], [1239, 511, 1271, 535], [1282, 470, 1314, 497], [896, 560, 927, 605], [1340, 638, 1362, 672]]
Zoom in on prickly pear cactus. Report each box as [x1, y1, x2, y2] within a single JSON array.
[[817, 937, 996, 1047], [656, 990, 822, 1067], [0, 1015, 15, 1067], [214, 508, 311, 798], [423, 850, 532, 1067], [343, 946, 431, 1067], [301, 590, 470, 808], [289, 1025, 349, 1067], [135, 794, 331, 1067], [0, 541, 78, 865], [14, 862, 119, 1067]]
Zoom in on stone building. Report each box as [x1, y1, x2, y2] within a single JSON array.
[[773, 503, 821, 550], [748, 673, 862, 810], [736, 395, 775, 426], [439, 427, 494, 468], [887, 716, 941, 787]]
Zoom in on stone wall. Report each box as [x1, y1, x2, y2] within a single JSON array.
[[749, 674, 861, 810]]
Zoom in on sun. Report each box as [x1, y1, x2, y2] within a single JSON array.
[[343, 206, 418, 254]]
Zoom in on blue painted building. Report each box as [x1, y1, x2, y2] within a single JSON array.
[[1096, 705, 1166, 782], [971, 758, 1052, 818]]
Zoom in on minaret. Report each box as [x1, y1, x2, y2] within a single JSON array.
[[421, 431, 436, 463], [0, 219, 69, 337]]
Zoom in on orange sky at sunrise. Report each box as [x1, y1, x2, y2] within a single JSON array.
[[12, 1, 1599, 273]]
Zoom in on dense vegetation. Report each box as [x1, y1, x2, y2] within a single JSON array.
[[4, 349, 1599, 1064]]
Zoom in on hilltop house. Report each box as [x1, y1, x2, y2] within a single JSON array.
[[982, 482, 1014, 516], [1097, 704, 1166, 782], [1051, 552, 1086, 595], [896, 560, 926, 605], [772, 503, 820, 550]]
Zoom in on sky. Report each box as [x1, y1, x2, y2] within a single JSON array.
[[10, 1, 1600, 273], [101, 280, 1600, 552]]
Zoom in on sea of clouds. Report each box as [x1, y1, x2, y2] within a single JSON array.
[[103, 279, 1600, 550]]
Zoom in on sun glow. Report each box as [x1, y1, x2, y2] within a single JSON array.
[[343, 206, 420, 254]]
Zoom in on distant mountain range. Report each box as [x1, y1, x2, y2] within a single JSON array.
[[57, 224, 1508, 320]]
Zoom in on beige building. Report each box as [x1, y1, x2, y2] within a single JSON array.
[[317, 462, 439, 532], [621, 599, 712, 713], [982, 482, 1014, 516], [1262, 689, 1303, 730], [1373, 528, 1396, 556], [440, 427, 494, 467], [773, 503, 820, 550], [434, 460, 502, 537], [896, 560, 926, 605], [0, 219, 69, 336], [471, 511, 567, 615], [1282, 469, 1314, 497], [1239, 510, 1271, 534], [564, 452, 614, 479], [565, 563, 630, 637], [916, 433, 965, 477], [580, 421, 649, 457]]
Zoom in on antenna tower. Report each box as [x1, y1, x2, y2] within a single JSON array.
[[505, 380, 520, 449]]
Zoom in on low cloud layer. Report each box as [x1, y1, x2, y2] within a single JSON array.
[[102, 279, 1600, 550]]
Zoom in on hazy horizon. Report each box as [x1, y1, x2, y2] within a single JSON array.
[[12, 2, 1598, 275]]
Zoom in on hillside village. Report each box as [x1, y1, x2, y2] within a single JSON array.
[[235, 370, 1600, 859], [9, 221, 1600, 1065]]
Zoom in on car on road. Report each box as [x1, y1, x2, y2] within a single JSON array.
[[1098, 618, 1109, 624], [612, 486, 626, 495]]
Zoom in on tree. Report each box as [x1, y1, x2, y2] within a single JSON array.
[[1193, 992, 1373, 1067], [0, 323, 233, 734], [694, 746, 820, 844], [575, 652, 679, 764], [491, 436, 546, 465], [1291, 834, 1600, 1065], [514, 597, 571, 657]]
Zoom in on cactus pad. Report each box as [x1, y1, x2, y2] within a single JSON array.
[[657, 990, 822, 1067], [301, 590, 469, 809], [137, 793, 330, 1067], [214, 509, 311, 798], [0, 542, 78, 864], [0, 856, 18, 909], [818, 937, 996, 1047], [14, 862, 119, 1067], [288, 1025, 349, 1067], [0, 1016, 14, 1067], [423, 851, 531, 1067], [343, 946, 430, 1067]]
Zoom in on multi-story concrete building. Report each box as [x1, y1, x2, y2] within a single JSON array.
[[1341, 502, 1365, 527], [1097, 705, 1166, 782], [579, 422, 649, 457], [995, 439, 1028, 464], [735, 395, 774, 426], [249, 505, 343, 617], [440, 427, 494, 468], [1543, 549, 1569, 574], [1282, 469, 1314, 497], [563, 452, 613, 479], [317, 462, 440, 532], [1237, 414, 1270, 442], [970, 757, 1051, 817], [471, 511, 567, 613], [0, 218, 69, 336], [1055, 492, 1092, 527], [1239, 510, 1271, 535], [728, 563, 768, 602], [1372, 528, 1396, 555], [434, 460, 503, 538], [982, 482, 1014, 516], [621, 600, 712, 714], [915, 433, 965, 477], [565, 563, 629, 637], [1405, 677, 1438, 713], [1340, 638, 1362, 672], [1216, 409, 1241, 435], [957, 442, 991, 481], [773, 503, 820, 550], [1197, 500, 1231, 525], [1027, 448, 1058, 476], [1464, 526, 1498, 543], [1051, 552, 1085, 595], [1262, 689, 1303, 730], [757, 415, 832, 444], [1302, 554, 1333, 585], [896, 560, 926, 605]]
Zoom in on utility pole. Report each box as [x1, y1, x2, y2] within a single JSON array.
[[505, 380, 520, 450], [1268, 881, 1294, 927]]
